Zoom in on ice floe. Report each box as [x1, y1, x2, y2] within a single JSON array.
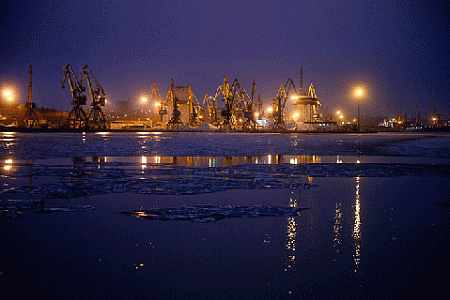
[[0, 199, 95, 219], [117, 204, 309, 223], [3, 160, 450, 199]]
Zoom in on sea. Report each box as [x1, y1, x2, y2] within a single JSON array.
[[1, 131, 450, 299]]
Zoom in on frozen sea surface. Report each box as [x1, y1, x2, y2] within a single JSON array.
[[2, 132, 450, 199], [2, 131, 450, 159], [1, 132, 450, 299]]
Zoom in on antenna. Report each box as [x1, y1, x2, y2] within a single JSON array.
[[300, 69, 303, 94], [28, 65, 32, 104]]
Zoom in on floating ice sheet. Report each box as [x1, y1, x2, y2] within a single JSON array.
[[3, 160, 450, 198], [117, 204, 309, 223], [0, 199, 95, 219]]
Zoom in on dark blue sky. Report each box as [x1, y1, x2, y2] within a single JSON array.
[[1, 0, 449, 119]]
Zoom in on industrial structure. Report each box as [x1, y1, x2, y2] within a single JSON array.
[[163, 79, 203, 129], [61, 64, 88, 129], [61, 64, 107, 130], [4, 66, 388, 132], [271, 78, 299, 131], [24, 65, 39, 128], [210, 75, 257, 130], [82, 65, 107, 129], [292, 70, 322, 123]]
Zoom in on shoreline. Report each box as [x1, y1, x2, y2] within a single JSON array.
[[1, 126, 449, 134]]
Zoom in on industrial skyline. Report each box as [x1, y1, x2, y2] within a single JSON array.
[[1, 0, 449, 119]]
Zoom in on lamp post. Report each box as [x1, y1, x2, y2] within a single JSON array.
[[355, 88, 363, 131]]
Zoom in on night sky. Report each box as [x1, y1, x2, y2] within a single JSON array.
[[1, 0, 449, 119]]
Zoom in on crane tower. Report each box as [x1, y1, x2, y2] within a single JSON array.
[[24, 65, 39, 128], [61, 64, 88, 129], [167, 79, 183, 130], [82, 65, 107, 129]]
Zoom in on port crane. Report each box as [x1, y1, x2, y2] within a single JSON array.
[[150, 83, 167, 122], [187, 85, 202, 127], [24, 65, 39, 128], [213, 75, 254, 130], [81, 65, 106, 129], [242, 81, 257, 130], [212, 75, 234, 129], [272, 78, 299, 131], [203, 94, 219, 127], [61, 64, 88, 129], [167, 78, 183, 130]]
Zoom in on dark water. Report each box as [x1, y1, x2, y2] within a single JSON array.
[[1, 132, 450, 299]]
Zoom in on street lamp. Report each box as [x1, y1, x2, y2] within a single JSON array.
[[2, 89, 15, 119], [336, 111, 341, 131], [3, 90, 13, 101], [354, 88, 363, 131]]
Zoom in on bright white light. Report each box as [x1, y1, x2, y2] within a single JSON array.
[[355, 88, 363, 97]]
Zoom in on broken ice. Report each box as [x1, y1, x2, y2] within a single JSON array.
[[117, 204, 309, 223]]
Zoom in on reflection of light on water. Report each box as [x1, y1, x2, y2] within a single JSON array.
[[285, 190, 298, 272], [1, 132, 15, 149], [3, 158, 13, 171], [333, 202, 343, 254], [208, 157, 216, 168], [353, 176, 361, 269], [141, 156, 147, 170], [81, 155, 324, 168], [95, 132, 109, 140]]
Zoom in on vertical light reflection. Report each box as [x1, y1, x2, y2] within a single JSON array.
[[1, 132, 15, 150], [3, 158, 13, 171], [285, 189, 298, 272], [353, 176, 361, 270], [333, 202, 343, 254], [141, 156, 147, 170]]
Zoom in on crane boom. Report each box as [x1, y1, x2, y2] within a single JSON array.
[[81, 65, 105, 106], [62, 64, 88, 129], [80, 65, 107, 129]]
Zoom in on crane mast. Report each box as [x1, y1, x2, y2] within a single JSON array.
[[167, 78, 183, 130], [82, 65, 107, 129], [24, 65, 38, 128], [272, 78, 298, 131], [216, 75, 252, 130], [62, 64, 87, 129], [243, 81, 257, 130], [188, 84, 202, 127]]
